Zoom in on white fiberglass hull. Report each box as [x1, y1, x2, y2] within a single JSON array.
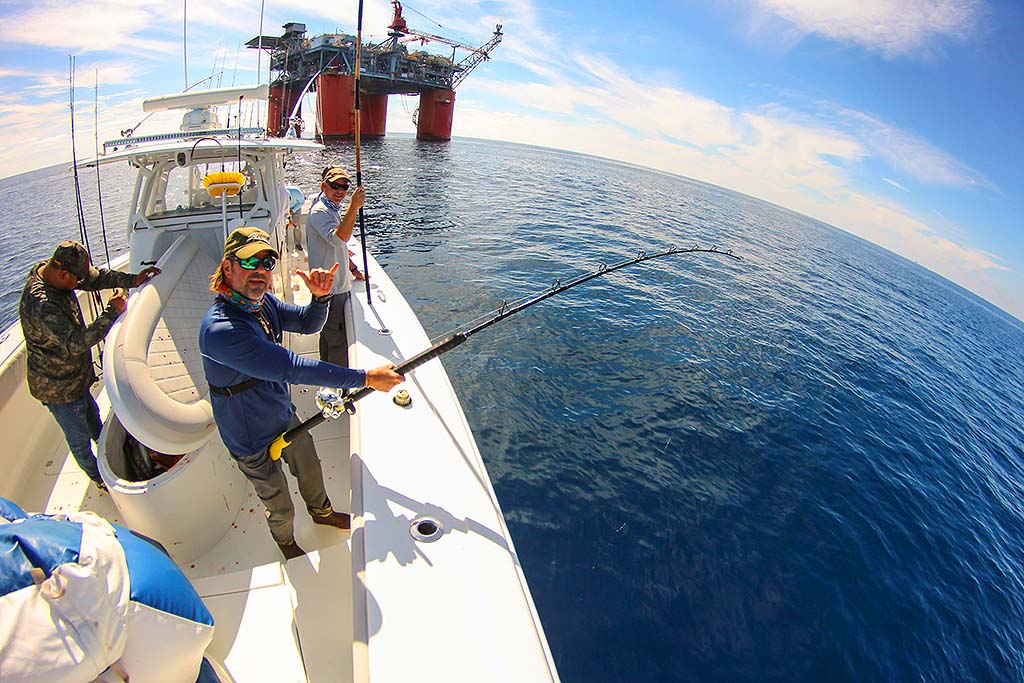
[[346, 248, 558, 681]]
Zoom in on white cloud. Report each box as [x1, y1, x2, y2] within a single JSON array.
[[2, 62, 147, 100], [0, 0, 1013, 318], [737, 101, 989, 191], [454, 56, 1007, 300], [0, 0, 179, 55], [269, 0, 394, 37], [729, 111, 864, 190], [856, 113, 990, 188], [746, 0, 983, 57], [0, 99, 75, 172], [394, 2, 1006, 301], [883, 177, 908, 191], [0, 68, 37, 78]]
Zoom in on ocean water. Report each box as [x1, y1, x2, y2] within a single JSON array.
[[3, 137, 1024, 681]]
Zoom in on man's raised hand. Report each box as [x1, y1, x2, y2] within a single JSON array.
[[296, 262, 340, 298]]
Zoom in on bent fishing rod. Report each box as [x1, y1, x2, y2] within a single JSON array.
[[353, 0, 372, 302], [269, 244, 741, 460]]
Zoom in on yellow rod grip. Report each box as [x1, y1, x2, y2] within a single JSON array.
[[269, 433, 290, 461]]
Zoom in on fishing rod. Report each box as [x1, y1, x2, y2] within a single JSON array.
[[68, 56, 103, 320], [354, 0, 373, 302], [268, 244, 741, 459]]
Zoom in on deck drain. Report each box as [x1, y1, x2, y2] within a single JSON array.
[[409, 516, 444, 543]]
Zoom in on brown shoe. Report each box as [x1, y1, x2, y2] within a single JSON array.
[[312, 511, 351, 531], [278, 541, 306, 560]]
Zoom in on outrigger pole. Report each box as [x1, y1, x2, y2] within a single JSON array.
[[354, 0, 372, 301], [268, 245, 741, 459]]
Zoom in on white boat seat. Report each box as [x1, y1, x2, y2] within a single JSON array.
[[103, 234, 217, 455]]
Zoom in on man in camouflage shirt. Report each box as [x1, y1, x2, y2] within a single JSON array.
[[19, 241, 160, 489]]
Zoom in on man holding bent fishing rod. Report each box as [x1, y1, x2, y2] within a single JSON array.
[[199, 227, 404, 560]]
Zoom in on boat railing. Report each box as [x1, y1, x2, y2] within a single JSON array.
[[102, 127, 267, 154]]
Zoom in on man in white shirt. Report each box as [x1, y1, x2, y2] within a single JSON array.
[[305, 166, 365, 365]]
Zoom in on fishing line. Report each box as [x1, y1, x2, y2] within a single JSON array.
[[117, 73, 218, 140], [69, 55, 104, 369], [286, 53, 339, 138], [237, 96, 244, 218], [210, 42, 223, 88], [69, 57, 89, 248], [279, 43, 291, 134], [183, 0, 189, 90], [231, 45, 241, 87], [403, 1, 448, 30], [315, 52, 325, 143], [93, 69, 112, 270]]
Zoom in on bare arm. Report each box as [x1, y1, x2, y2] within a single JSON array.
[[335, 186, 365, 242]]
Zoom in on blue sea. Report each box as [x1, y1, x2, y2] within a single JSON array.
[[3, 137, 1024, 681]]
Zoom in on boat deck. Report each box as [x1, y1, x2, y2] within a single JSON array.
[[14, 254, 358, 683]]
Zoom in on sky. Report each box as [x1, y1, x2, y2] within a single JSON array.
[[1, 0, 1021, 320]]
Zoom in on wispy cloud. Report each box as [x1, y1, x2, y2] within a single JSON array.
[[0, 0, 1012, 316], [269, 0, 395, 38], [730, 98, 990, 192], [846, 109, 992, 189], [0, 1, 179, 55], [0, 67, 38, 78], [452, 8, 1004, 290], [745, 0, 983, 58], [0, 61, 155, 100]]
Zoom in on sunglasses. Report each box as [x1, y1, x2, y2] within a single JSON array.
[[233, 255, 277, 271], [326, 180, 350, 191]]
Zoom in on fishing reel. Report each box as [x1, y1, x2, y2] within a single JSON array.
[[315, 388, 356, 419]]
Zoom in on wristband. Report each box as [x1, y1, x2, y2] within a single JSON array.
[[313, 293, 332, 304]]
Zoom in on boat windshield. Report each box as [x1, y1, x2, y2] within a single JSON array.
[[152, 159, 263, 217]]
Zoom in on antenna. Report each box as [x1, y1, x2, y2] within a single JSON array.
[[183, 0, 189, 89], [257, 0, 266, 82], [94, 68, 111, 268]]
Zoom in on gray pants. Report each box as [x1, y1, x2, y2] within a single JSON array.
[[319, 292, 349, 366], [232, 413, 333, 545]]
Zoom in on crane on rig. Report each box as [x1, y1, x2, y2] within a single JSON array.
[[382, 1, 503, 89]]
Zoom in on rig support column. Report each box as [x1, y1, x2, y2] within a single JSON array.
[[316, 73, 356, 138], [361, 93, 389, 137], [416, 89, 456, 141], [268, 84, 303, 137]]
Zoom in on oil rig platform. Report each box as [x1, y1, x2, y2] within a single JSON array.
[[247, 1, 502, 140]]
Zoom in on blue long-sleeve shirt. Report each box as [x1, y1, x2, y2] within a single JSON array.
[[199, 293, 366, 456]]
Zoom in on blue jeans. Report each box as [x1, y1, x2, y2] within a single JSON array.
[[46, 393, 103, 484]]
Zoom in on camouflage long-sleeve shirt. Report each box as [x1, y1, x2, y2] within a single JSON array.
[[19, 261, 138, 404]]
